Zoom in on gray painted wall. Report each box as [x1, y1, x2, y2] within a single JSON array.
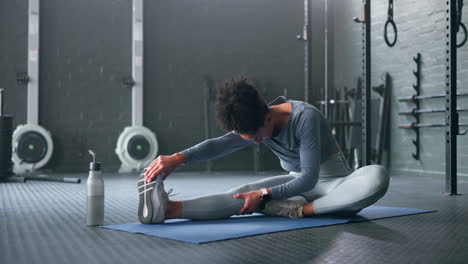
[[1, 0, 328, 173], [332, 0, 468, 177]]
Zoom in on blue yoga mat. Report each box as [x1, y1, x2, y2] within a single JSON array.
[[101, 206, 434, 244]]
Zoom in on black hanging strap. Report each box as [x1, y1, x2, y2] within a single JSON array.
[[384, 0, 397, 47], [457, 0, 467, 47]]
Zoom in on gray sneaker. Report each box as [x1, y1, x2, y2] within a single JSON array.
[[137, 169, 173, 224], [262, 199, 306, 218]]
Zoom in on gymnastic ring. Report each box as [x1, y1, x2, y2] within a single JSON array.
[[384, 19, 397, 47], [457, 22, 468, 48]]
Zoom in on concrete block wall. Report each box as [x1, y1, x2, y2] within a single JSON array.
[[332, 0, 468, 177], [1, 0, 328, 173]]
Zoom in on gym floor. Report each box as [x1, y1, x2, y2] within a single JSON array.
[[1, 172, 467, 264]]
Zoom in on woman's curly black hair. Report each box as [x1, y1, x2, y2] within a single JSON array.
[[215, 77, 269, 134]]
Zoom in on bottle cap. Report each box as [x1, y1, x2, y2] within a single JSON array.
[[89, 162, 101, 171], [88, 149, 101, 171]]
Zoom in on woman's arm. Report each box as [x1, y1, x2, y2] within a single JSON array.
[[179, 131, 254, 165], [144, 131, 253, 182], [269, 111, 321, 200]]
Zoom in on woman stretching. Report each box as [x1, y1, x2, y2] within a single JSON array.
[[137, 77, 389, 224]]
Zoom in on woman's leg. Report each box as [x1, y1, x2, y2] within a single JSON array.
[[307, 165, 390, 216], [299, 150, 353, 215], [295, 149, 389, 217], [259, 151, 354, 218], [170, 174, 296, 220]]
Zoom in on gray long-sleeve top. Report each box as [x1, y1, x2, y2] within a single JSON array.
[[180, 96, 337, 200]]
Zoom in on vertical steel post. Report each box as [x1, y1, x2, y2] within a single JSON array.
[[304, 0, 312, 103], [324, 0, 329, 119], [0, 89, 4, 117], [28, 0, 40, 125], [203, 78, 212, 173], [445, 0, 458, 195], [132, 0, 144, 126], [362, 0, 371, 165]]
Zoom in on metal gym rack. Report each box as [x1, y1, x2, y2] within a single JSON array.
[[398, 0, 467, 195], [353, 0, 465, 194], [444, 0, 464, 195], [353, 0, 372, 166]]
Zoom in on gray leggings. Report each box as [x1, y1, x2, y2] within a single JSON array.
[[181, 151, 390, 220]]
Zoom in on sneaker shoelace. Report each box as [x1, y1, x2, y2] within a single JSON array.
[[137, 177, 180, 197], [167, 189, 180, 197]]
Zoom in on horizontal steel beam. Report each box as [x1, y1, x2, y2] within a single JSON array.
[[399, 123, 468, 128], [398, 92, 468, 102], [329, 121, 361, 126], [398, 108, 468, 115]]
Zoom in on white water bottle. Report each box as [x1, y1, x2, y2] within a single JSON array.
[[86, 150, 104, 226]]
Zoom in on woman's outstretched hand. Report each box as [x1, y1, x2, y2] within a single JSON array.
[[233, 190, 263, 215], [144, 153, 186, 182]]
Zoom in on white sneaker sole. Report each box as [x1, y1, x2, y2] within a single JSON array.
[[137, 170, 166, 224], [137, 172, 154, 224]]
